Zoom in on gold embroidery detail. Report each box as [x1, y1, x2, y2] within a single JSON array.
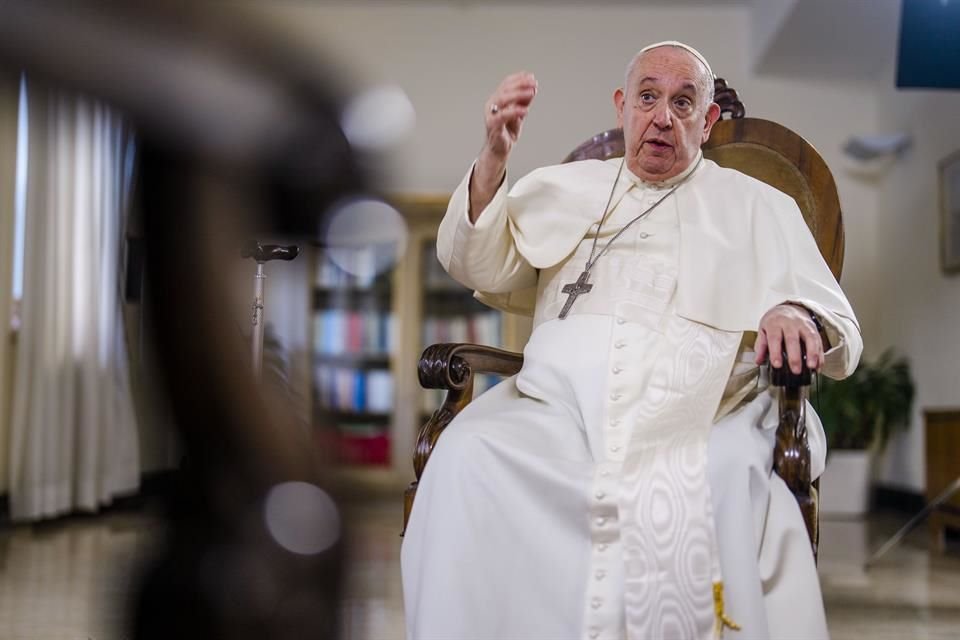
[[713, 581, 741, 637]]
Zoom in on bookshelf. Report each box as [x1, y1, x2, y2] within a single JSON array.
[[312, 195, 534, 486], [312, 248, 396, 467]]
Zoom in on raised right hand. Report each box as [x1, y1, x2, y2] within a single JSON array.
[[471, 72, 538, 221], [483, 72, 538, 161]]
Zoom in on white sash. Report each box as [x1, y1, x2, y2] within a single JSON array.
[[619, 317, 740, 639]]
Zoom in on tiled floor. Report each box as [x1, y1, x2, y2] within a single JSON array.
[[0, 510, 152, 640], [819, 516, 960, 640], [0, 498, 958, 639]]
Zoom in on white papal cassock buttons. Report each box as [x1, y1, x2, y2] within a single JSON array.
[[616, 317, 625, 325], [595, 570, 606, 580], [612, 366, 622, 374], [639, 231, 650, 239], [595, 491, 606, 500], [610, 418, 620, 427], [590, 630, 599, 639], [597, 543, 608, 552], [609, 393, 621, 401], [614, 340, 626, 349], [610, 445, 621, 453], [591, 597, 602, 609], [595, 517, 607, 527]]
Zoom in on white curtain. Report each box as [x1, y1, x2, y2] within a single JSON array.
[[8, 81, 139, 521]]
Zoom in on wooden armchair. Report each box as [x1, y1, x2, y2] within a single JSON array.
[[404, 79, 844, 559]]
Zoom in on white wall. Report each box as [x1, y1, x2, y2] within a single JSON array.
[[748, 0, 798, 69], [871, 69, 960, 492]]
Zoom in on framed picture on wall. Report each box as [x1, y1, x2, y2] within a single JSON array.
[[941, 150, 960, 274], [940, 151, 960, 273]]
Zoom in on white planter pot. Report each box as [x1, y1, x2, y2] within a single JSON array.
[[819, 450, 872, 517]]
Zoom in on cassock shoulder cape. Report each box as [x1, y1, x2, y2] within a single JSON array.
[[462, 157, 859, 340]]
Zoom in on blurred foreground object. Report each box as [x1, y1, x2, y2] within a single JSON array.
[[0, 2, 380, 638], [241, 240, 301, 380]]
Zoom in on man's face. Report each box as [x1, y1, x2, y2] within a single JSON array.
[[614, 47, 720, 182]]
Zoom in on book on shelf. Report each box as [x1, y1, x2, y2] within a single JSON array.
[[336, 423, 390, 465], [366, 370, 394, 413], [315, 365, 395, 414], [313, 309, 396, 355]]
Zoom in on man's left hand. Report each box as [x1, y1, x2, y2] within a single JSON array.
[[754, 304, 824, 373]]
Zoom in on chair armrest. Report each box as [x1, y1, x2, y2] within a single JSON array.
[[403, 343, 524, 533], [414, 343, 523, 477], [770, 360, 819, 558], [418, 343, 525, 390]]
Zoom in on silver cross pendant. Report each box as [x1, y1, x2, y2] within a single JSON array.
[[558, 270, 593, 319]]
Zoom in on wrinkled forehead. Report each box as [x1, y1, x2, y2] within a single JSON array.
[[639, 40, 713, 77], [629, 47, 708, 88]]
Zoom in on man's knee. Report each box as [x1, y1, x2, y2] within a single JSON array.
[[707, 419, 771, 497]]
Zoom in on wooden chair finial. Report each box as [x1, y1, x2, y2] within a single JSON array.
[[713, 78, 745, 120]]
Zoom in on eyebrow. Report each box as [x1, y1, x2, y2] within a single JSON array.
[[635, 77, 700, 95]]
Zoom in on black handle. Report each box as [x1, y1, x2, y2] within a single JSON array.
[[770, 346, 813, 388], [241, 241, 300, 263]]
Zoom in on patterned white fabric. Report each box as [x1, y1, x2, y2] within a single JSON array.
[[617, 315, 737, 639]]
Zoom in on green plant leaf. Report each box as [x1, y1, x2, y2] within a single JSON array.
[[811, 348, 914, 452]]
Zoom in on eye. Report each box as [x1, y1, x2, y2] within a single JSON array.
[[674, 96, 693, 110], [638, 91, 656, 104]]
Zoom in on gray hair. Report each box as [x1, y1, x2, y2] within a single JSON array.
[[623, 45, 715, 108]]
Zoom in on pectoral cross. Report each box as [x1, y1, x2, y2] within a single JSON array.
[[559, 270, 593, 319]]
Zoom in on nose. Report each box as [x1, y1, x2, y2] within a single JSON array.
[[652, 101, 672, 129]]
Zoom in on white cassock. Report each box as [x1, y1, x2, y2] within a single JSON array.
[[401, 152, 862, 640]]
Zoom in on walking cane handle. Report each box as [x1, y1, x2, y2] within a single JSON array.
[[241, 240, 300, 263]]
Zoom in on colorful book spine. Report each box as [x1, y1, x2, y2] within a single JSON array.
[[314, 365, 394, 414], [314, 309, 396, 356]]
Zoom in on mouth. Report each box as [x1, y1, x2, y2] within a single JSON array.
[[642, 139, 673, 151]]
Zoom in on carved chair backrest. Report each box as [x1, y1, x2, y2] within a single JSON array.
[[561, 78, 844, 279]]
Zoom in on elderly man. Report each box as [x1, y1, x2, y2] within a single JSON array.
[[401, 41, 861, 640]]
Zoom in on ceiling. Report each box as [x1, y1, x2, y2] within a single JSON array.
[[754, 0, 902, 81], [311, 0, 904, 82], [448, 0, 903, 81]]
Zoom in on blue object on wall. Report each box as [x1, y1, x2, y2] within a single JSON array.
[[896, 0, 960, 89]]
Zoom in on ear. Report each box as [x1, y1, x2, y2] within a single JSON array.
[[613, 87, 626, 128], [701, 102, 722, 143]]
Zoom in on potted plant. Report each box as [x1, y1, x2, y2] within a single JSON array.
[[812, 349, 915, 516]]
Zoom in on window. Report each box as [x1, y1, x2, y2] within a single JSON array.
[[10, 74, 27, 332]]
